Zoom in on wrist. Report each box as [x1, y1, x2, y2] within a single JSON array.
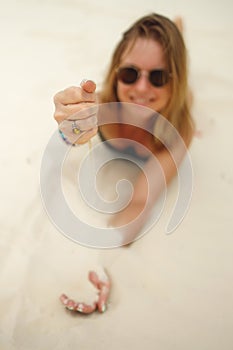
[[58, 129, 77, 146]]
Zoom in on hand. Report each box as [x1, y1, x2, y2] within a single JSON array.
[[59, 269, 111, 314], [53, 79, 98, 144]]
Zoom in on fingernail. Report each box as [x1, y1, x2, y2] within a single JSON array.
[[67, 304, 74, 311], [77, 304, 84, 313], [100, 303, 106, 313]]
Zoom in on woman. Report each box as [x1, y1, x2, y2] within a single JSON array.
[[54, 13, 194, 236], [54, 13, 194, 312]]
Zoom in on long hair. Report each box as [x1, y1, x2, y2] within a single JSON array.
[[100, 13, 194, 147]]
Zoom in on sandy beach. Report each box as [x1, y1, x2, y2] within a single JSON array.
[[0, 0, 233, 349]]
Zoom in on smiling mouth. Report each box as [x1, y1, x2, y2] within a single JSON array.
[[130, 97, 155, 106]]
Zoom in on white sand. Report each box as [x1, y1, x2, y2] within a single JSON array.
[[1, 0, 233, 349]]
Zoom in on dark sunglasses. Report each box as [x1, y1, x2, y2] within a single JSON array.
[[116, 66, 171, 87]]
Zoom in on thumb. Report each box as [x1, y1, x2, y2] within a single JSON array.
[[80, 79, 96, 93]]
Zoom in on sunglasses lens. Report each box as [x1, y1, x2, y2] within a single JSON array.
[[150, 70, 169, 87], [117, 67, 138, 84]]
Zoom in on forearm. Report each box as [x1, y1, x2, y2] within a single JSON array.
[[109, 141, 190, 243]]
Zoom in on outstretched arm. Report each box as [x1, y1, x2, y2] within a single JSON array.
[[108, 131, 193, 244]]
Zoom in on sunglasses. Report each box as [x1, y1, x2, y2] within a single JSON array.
[[116, 66, 171, 87]]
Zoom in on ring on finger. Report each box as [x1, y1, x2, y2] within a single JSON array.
[[72, 121, 81, 134]]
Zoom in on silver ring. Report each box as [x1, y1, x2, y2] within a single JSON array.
[[72, 121, 81, 134]]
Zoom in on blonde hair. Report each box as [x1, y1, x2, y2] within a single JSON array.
[[100, 13, 194, 147]]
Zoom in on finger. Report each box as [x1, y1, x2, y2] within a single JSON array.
[[54, 99, 98, 126], [75, 302, 97, 314], [88, 270, 111, 313], [80, 79, 96, 93], [72, 114, 98, 131], [59, 102, 96, 116], [88, 270, 111, 291], [74, 127, 98, 145], [54, 86, 96, 106], [88, 270, 99, 289], [67, 104, 98, 122], [60, 294, 97, 314], [59, 117, 98, 145], [97, 284, 110, 313]]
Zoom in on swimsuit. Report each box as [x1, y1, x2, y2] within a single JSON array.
[[98, 128, 150, 162]]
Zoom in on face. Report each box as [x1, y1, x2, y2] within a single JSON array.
[[116, 38, 171, 113]]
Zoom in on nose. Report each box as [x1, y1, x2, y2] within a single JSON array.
[[134, 71, 151, 91]]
